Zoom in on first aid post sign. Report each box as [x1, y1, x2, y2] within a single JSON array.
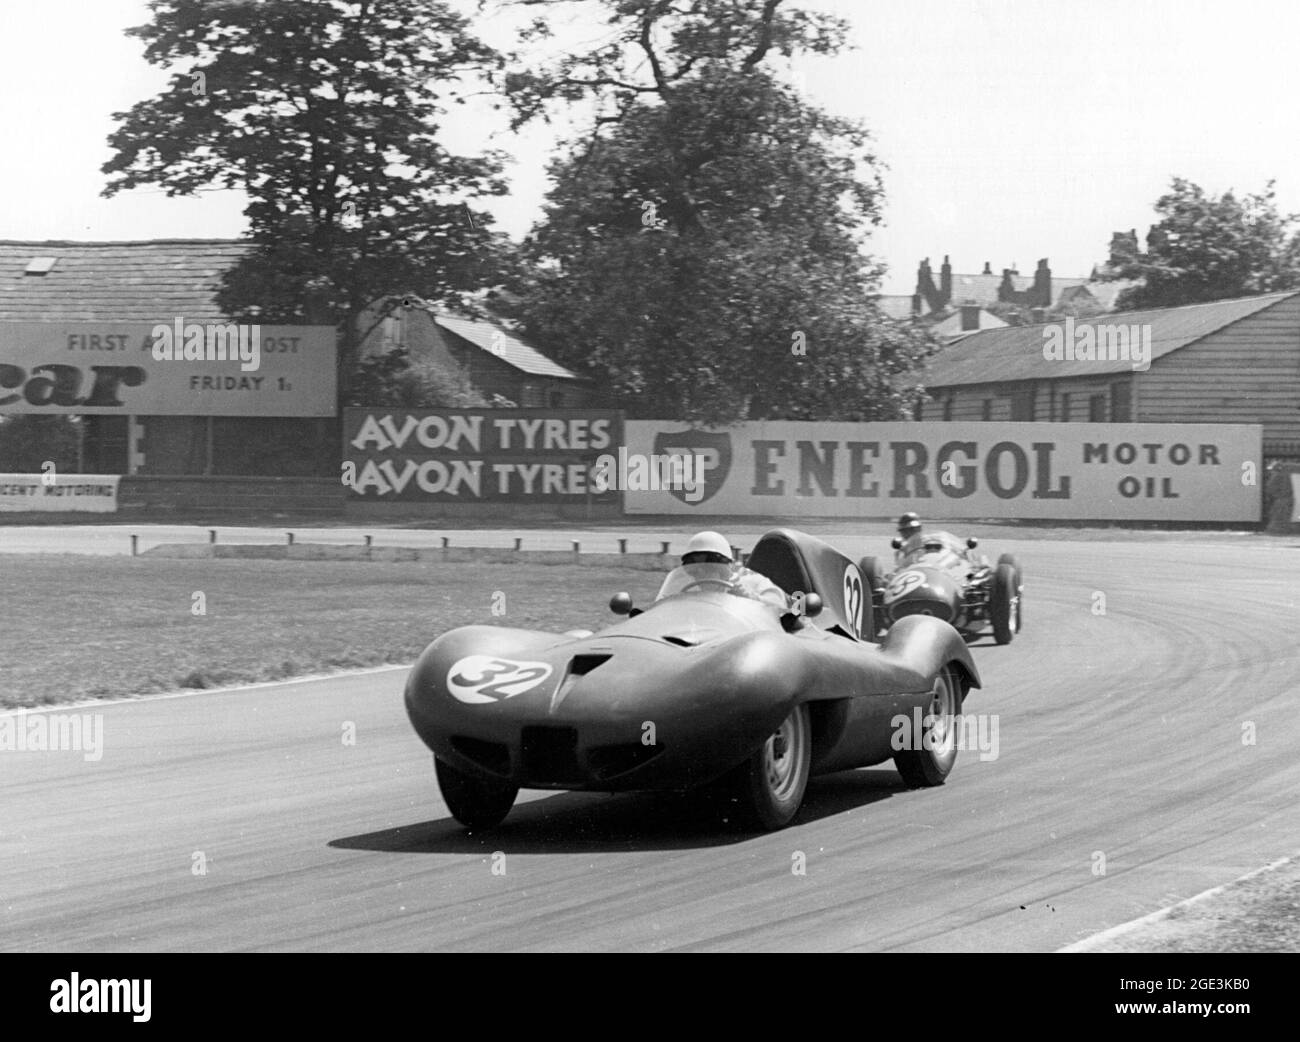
[[0, 322, 335, 416]]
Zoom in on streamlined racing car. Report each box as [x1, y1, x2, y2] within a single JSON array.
[[861, 530, 1023, 644], [404, 528, 982, 832]]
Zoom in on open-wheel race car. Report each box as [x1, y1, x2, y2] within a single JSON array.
[[859, 518, 1023, 644], [404, 528, 982, 832]]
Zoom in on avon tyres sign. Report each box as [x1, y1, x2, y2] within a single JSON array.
[[0, 322, 335, 416], [623, 421, 1262, 521], [0, 473, 119, 513], [342, 408, 623, 501]]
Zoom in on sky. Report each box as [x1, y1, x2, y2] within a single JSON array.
[[1, 0, 1297, 294]]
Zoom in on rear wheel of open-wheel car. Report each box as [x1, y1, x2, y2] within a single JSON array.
[[893, 666, 961, 787], [726, 703, 811, 830], [435, 756, 518, 830], [991, 562, 1019, 644]]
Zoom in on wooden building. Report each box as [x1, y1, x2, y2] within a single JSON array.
[[919, 291, 1300, 460], [359, 297, 601, 409]]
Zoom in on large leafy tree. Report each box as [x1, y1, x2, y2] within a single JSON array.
[[102, 0, 510, 400], [498, 0, 936, 422], [1106, 177, 1300, 310]]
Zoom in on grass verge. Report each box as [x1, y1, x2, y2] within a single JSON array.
[[0, 555, 662, 709]]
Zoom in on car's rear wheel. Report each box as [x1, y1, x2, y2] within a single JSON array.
[[435, 756, 518, 830], [991, 562, 1019, 644], [894, 666, 961, 787], [724, 703, 811, 830]]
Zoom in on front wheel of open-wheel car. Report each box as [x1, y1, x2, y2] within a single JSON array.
[[723, 703, 811, 830], [990, 562, 1019, 644], [435, 756, 518, 830], [893, 666, 961, 788]]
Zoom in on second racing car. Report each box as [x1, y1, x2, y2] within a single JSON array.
[[860, 513, 1024, 644]]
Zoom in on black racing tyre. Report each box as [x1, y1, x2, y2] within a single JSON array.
[[723, 703, 811, 830], [990, 562, 1019, 644], [894, 666, 962, 788], [435, 756, 518, 830], [996, 553, 1023, 632], [858, 555, 886, 635]]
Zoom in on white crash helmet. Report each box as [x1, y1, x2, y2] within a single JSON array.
[[682, 530, 733, 565]]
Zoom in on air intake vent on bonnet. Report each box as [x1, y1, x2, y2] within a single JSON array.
[[569, 653, 612, 675]]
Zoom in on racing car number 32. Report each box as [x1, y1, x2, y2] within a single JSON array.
[[842, 565, 865, 638], [447, 656, 554, 704]]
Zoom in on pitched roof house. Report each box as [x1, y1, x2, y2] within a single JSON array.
[[918, 291, 1300, 458], [359, 297, 600, 409]]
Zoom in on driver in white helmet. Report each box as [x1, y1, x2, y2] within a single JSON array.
[[670, 531, 788, 611]]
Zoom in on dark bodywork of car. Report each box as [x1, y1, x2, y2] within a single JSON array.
[[405, 529, 981, 805]]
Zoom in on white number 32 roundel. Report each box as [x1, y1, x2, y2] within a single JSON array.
[[446, 656, 553, 704]]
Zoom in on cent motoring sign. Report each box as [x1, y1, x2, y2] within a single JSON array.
[[342, 408, 624, 502], [623, 421, 1262, 521], [0, 322, 336, 416], [0, 474, 119, 513]]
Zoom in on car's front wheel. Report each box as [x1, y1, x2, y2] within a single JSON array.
[[990, 562, 1019, 644], [724, 703, 811, 830], [435, 756, 518, 830], [894, 666, 961, 787]]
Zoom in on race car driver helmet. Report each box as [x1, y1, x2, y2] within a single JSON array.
[[681, 530, 733, 566], [897, 512, 923, 536]]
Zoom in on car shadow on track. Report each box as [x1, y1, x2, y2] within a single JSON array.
[[329, 767, 907, 854]]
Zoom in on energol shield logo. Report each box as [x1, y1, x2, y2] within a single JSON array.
[[651, 429, 731, 505]]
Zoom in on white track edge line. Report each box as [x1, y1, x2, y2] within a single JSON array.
[[1055, 855, 1296, 952]]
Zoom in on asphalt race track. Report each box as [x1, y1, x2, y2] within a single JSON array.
[[3, 532, 1299, 951]]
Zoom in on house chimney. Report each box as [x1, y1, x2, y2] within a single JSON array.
[[1110, 229, 1140, 266], [940, 255, 952, 306], [1033, 258, 1052, 306], [960, 304, 981, 331], [982, 261, 992, 275], [917, 257, 944, 314]]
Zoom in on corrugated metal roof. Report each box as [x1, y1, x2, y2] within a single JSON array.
[[433, 312, 580, 381], [0, 239, 249, 321], [924, 291, 1299, 387]]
